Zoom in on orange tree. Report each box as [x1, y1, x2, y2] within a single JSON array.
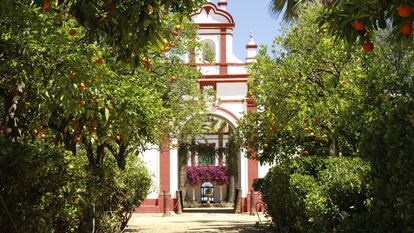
[[0, 1, 206, 232], [318, 1, 414, 51], [270, 0, 414, 50], [236, 11, 367, 163], [239, 8, 414, 232], [0, 1, 205, 171], [1, 0, 204, 62]]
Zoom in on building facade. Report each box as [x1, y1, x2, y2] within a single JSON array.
[[136, 0, 270, 213]]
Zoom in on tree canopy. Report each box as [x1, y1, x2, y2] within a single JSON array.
[[270, 0, 414, 49]]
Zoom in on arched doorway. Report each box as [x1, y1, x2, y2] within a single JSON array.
[[177, 114, 240, 209]]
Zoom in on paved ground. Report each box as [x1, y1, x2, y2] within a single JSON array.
[[125, 212, 272, 233]]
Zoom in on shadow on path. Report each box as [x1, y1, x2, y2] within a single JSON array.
[[183, 207, 234, 214], [125, 213, 272, 233]]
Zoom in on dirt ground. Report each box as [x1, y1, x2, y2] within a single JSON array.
[[125, 212, 272, 233]]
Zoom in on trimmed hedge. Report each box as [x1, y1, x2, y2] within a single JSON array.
[[256, 156, 371, 233], [0, 138, 151, 233]]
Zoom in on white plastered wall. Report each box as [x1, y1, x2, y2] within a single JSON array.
[[216, 82, 247, 100], [170, 139, 178, 198], [140, 148, 160, 199]]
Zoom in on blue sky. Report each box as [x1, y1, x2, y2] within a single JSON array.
[[222, 0, 284, 60]]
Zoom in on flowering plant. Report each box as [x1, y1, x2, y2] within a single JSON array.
[[186, 166, 229, 186]]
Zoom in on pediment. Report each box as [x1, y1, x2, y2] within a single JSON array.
[[191, 3, 234, 25]]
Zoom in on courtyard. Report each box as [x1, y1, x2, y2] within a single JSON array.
[[1, 0, 413, 232]]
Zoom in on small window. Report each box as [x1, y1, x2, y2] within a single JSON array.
[[202, 39, 216, 63]]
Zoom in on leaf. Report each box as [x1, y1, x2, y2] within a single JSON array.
[[105, 108, 110, 122]]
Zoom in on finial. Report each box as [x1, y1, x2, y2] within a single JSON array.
[[247, 30, 256, 45]]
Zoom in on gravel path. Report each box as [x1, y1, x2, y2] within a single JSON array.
[[125, 212, 272, 233]]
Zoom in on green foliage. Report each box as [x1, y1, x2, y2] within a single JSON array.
[[360, 102, 414, 233], [318, 1, 414, 45], [0, 0, 207, 231], [0, 137, 151, 232], [269, 0, 414, 46], [83, 152, 151, 232], [201, 41, 216, 63], [0, 0, 205, 62], [0, 138, 87, 233], [257, 156, 371, 233], [236, 10, 365, 163], [244, 7, 414, 232]]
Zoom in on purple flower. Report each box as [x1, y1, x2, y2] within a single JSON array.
[[186, 166, 229, 186]]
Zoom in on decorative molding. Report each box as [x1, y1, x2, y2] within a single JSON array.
[[191, 2, 235, 25]]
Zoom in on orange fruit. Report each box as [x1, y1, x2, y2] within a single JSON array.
[[175, 25, 182, 31], [96, 57, 104, 65], [353, 21, 365, 31], [263, 143, 269, 149], [31, 130, 38, 136], [69, 29, 77, 36], [71, 122, 78, 131], [302, 150, 310, 156], [76, 137, 82, 144], [362, 41, 374, 52], [169, 41, 176, 48], [171, 76, 177, 82], [78, 82, 86, 91], [43, 0, 50, 12], [173, 30, 179, 36], [398, 4, 413, 18], [79, 100, 86, 106], [40, 134, 48, 139], [400, 23, 413, 36]]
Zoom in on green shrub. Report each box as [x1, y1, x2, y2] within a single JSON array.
[[257, 156, 371, 233], [361, 103, 414, 233], [0, 137, 151, 232], [0, 138, 87, 233], [89, 154, 152, 233]]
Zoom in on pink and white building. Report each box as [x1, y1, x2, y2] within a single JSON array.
[[136, 0, 271, 213]]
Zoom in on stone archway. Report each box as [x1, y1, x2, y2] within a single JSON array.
[[177, 114, 240, 208]]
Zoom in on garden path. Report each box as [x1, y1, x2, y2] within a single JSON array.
[[125, 212, 272, 233]]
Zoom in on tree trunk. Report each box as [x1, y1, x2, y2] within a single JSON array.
[[329, 134, 340, 156], [192, 186, 196, 205], [219, 185, 223, 203], [178, 147, 188, 201], [4, 83, 25, 142], [228, 176, 235, 203]]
